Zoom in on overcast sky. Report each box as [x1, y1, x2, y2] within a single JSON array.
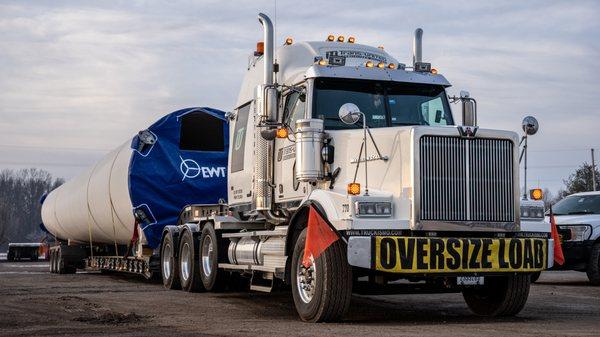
[[1, 0, 599, 194]]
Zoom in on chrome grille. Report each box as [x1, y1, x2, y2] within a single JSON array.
[[420, 136, 515, 222]]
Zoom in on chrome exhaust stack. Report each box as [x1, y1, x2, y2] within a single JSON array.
[[253, 13, 276, 213], [412, 28, 423, 69]]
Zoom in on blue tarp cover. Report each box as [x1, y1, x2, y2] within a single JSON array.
[[128, 107, 229, 248]]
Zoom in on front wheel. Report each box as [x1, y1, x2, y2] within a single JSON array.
[[290, 228, 352, 322], [586, 243, 600, 285], [462, 274, 531, 316]]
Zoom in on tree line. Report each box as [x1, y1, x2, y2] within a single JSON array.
[[0, 168, 63, 250]]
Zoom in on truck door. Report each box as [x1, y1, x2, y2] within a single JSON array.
[[274, 91, 307, 204]]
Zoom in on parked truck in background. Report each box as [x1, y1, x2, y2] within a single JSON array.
[[41, 13, 553, 322]]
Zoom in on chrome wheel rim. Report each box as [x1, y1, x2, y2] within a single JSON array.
[[181, 242, 191, 282], [162, 243, 172, 280], [296, 254, 317, 304], [201, 235, 213, 278]]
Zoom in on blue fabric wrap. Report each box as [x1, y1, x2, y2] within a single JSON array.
[[128, 107, 229, 249]]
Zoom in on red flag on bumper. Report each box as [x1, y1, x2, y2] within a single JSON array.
[[550, 208, 565, 266], [302, 205, 339, 268]]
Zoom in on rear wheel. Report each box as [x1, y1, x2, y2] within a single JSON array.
[[178, 230, 204, 292], [160, 232, 181, 290], [586, 243, 600, 285], [199, 223, 228, 292], [462, 274, 531, 316], [49, 250, 56, 273], [290, 228, 352, 322]]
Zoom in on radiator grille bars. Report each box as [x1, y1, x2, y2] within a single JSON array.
[[419, 136, 515, 223]]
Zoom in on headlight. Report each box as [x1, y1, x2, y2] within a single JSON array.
[[558, 225, 592, 242], [355, 202, 392, 217], [520, 205, 545, 220]]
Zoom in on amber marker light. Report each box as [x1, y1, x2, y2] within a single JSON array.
[[256, 42, 264, 55], [276, 127, 289, 139], [388, 63, 396, 69], [378, 45, 384, 49], [327, 34, 335, 42], [365, 60, 374, 68], [530, 188, 543, 201], [337, 35, 345, 42], [285, 37, 293, 45], [377, 62, 385, 69], [317, 59, 328, 66], [431, 68, 438, 74], [348, 36, 355, 43], [347, 182, 361, 195]]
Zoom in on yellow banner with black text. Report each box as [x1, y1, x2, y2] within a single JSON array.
[[374, 237, 547, 273]]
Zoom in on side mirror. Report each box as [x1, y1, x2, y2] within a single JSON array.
[[338, 103, 361, 125], [522, 116, 539, 135], [460, 90, 477, 126]]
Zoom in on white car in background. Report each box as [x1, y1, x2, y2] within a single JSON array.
[[548, 191, 600, 285]]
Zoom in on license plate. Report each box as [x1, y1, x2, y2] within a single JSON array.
[[374, 237, 547, 273], [457, 276, 484, 286]]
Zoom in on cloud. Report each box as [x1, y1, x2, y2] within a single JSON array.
[[0, 0, 599, 194]]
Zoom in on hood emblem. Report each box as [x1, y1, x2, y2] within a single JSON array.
[[458, 125, 478, 138]]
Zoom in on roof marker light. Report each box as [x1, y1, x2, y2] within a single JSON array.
[[327, 34, 335, 42], [337, 35, 345, 42], [377, 62, 385, 69], [365, 60, 374, 68], [348, 36, 355, 43], [318, 59, 328, 66], [378, 45, 384, 50], [388, 63, 396, 69], [431, 68, 438, 74], [285, 37, 293, 45]]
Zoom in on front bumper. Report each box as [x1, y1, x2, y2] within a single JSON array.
[[347, 236, 554, 274], [551, 240, 594, 270]]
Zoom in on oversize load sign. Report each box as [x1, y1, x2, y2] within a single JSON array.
[[374, 237, 547, 273]]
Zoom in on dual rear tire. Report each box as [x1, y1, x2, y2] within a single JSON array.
[[172, 223, 227, 292], [462, 274, 531, 316]]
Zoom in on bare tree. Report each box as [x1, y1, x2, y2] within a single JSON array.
[[0, 168, 63, 249]]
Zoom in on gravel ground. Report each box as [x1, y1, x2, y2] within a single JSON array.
[[0, 259, 598, 337]]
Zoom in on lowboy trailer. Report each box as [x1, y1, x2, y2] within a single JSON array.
[[41, 13, 552, 322]]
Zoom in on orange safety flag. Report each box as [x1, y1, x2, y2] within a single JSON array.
[[550, 207, 565, 266], [302, 205, 339, 268]]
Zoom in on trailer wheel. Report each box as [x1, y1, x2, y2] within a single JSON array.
[[7, 252, 14, 262], [199, 223, 228, 292], [49, 250, 55, 273], [462, 274, 531, 316], [178, 229, 204, 292], [290, 228, 352, 322], [586, 243, 600, 285], [160, 232, 181, 290]]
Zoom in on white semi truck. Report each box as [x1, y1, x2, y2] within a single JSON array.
[[42, 13, 553, 322]]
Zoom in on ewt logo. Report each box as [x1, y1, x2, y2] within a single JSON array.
[[179, 156, 226, 181]]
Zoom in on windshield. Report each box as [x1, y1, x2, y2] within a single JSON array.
[[553, 194, 600, 215], [313, 78, 453, 130]]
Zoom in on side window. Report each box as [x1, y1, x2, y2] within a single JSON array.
[[231, 103, 251, 172], [283, 92, 306, 132], [179, 112, 224, 151], [420, 97, 448, 125]]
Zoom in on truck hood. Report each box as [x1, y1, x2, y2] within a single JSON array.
[[549, 214, 600, 226]]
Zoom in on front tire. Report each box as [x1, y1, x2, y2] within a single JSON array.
[[161, 232, 181, 290], [199, 223, 228, 292], [290, 228, 352, 322], [586, 243, 600, 285], [462, 274, 531, 316], [178, 230, 204, 292]]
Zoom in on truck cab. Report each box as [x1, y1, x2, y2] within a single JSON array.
[[161, 13, 553, 322]]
